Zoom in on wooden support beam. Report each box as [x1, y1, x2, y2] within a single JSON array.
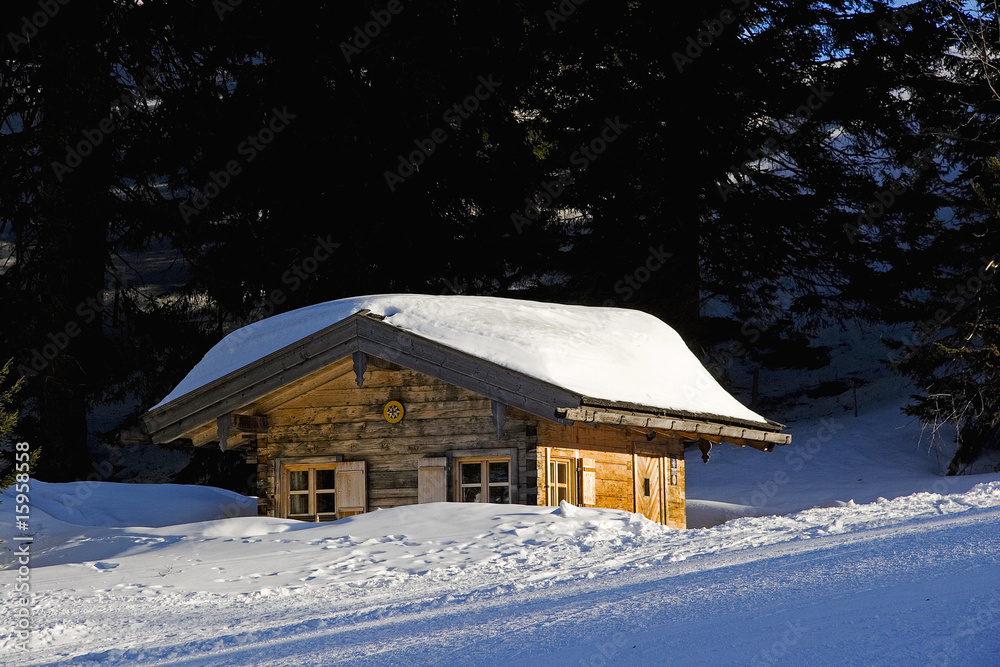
[[231, 413, 269, 433], [491, 400, 507, 439], [352, 351, 367, 388], [631, 442, 638, 514], [698, 440, 713, 463], [217, 412, 269, 450], [217, 414, 231, 452]]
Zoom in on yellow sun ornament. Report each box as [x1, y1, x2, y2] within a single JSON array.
[[383, 400, 404, 423]]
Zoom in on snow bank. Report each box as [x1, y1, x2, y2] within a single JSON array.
[[3, 479, 1000, 666], [11, 480, 256, 528], [5, 478, 999, 587], [153, 294, 770, 426]]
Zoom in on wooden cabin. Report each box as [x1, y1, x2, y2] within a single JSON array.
[[142, 296, 790, 529]]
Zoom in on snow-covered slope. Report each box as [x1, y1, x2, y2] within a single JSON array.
[[153, 294, 771, 427], [9, 321, 1000, 666], [2, 478, 999, 666]]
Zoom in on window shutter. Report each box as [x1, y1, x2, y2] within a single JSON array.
[[581, 458, 597, 506], [336, 460, 367, 518], [418, 457, 448, 503]]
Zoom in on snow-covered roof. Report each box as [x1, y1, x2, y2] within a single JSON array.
[[154, 294, 770, 427]]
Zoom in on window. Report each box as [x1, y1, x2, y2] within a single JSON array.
[[280, 460, 366, 521], [287, 465, 338, 521], [456, 457, 511, 503], [548, 457, 576, 505]]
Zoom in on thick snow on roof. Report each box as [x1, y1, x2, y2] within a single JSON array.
[[153, 294, 770, 426]]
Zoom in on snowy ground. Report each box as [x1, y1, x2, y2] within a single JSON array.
[[4, 372, 1000, 665]]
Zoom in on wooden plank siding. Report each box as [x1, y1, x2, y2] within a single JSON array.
[[256, 358, 536, 513], [537, 419, 686, 529]]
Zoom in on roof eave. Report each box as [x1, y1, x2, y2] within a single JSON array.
[[578, 397, 784, 433], [561, 406, 792, 449]]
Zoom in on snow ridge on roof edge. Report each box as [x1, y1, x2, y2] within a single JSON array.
[[151, 294, 771, 428]]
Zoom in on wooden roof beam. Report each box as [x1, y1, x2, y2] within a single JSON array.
[[561, 407, 790, 450]]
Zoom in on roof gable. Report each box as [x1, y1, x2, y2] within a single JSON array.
[[144, 313, 582, 443]]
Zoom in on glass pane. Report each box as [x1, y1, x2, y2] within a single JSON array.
[[489, 461, 509, 483], [556, 462, 567, 484], [462, 486, 481, 503], [316, 469, 336, 490], [557, 487, 568, 504], [461, 463, 481, 485], [289, 494, 309, 515], [489, 486, 510, 504], [316, 492, 336, 514], [289, 470, 309, 492]]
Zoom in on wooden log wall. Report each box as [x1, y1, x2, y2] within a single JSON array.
[[255, 356, 536, 513], [537, 419, 686, 529]]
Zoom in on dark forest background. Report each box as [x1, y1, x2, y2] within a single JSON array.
[[2, 0, 1000, 483]]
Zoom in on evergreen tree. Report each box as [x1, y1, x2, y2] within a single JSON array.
[[883, 2, 1000, 473], [0, 359, 22, 449], [0, 0, 216, 478], [890, 155, 1000, 474], [0, 357, 38, 490], [3, 0, 1000, 473], [510, 1, 998, 354]]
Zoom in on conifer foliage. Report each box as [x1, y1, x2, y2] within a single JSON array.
[[1, 1, 1000, 478], [892, 156, 1000, 474]]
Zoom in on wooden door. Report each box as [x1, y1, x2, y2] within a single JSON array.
[[635, 453, 663, 523]]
